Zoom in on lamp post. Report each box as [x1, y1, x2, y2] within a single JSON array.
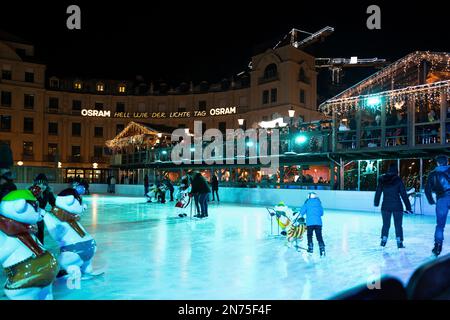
[[288, 107, 295, 152], [238, 118, 245, 129]]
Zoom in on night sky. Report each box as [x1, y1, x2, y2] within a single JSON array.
[[1, 0, 448, 99]]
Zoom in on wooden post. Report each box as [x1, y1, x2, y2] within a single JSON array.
[[408, 96, 415, 147], [381, 99, 386, 147], [339, 157, 344, 190], [440, 88, 446, 144], [332, 109, 337, 152], [356, 108, 362, 149]]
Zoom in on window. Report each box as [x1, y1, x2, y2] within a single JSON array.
[[116, 102, 125, 113], [1, 91, 12, 107], [271, 88, 277, 103], [263, 64, 277, 79], [0, 140, 10, 147], [300, 89, 306, 104], [23, 141, 33, 156], [24, 94, 34, 109], [23, 118, 34, 133], [94, 127, 103, 138], [25, 72, 34, 83], [116, 124, 125, 135], [50, 79, 59, 88], [74, 81, 82, 90], [262, 90, 269, 104], [0, 115, 12, 132], [96, 83, 104, 92], [94, 102, 104, 110], [72, 123, 82, 136], [198, 100, 207, 111], [48, 143, 58, 156], [72, 146, 81, 157], [48, 97, 59, 110], [118, 84, 126, 93], [48, 122, 58, 135], [299, 68, 308, 83], [72, 100, 82, 111], [15, 48, 26, 56], [178, 107, 186, 112], [1, 70, 12, 80], [94, 146, 103, 158]]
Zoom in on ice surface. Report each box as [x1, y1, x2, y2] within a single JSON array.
[[0, 195, 446, 300]]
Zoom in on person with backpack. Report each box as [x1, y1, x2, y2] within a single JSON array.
[[425, 155, 450, 256]]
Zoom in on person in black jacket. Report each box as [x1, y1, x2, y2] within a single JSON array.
[[189, 171, 211, 218], [29, 173, 56, 244], [211, 174, 219, 202], [425, 155, 450, 256], [374, 163, 412, 248]]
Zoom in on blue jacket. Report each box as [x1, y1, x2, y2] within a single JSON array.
[[300, 198, 324, 226], [425, 165, 450, 204]]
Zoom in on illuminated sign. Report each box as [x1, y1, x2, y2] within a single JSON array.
[[81, 107, 237, 119]]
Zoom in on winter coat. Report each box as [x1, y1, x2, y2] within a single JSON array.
[[425, 165, 450, 204], [374, 174, 412, 212], [300, 198, 324, 226], [191, 173, 211, 194], [211, 176, 219, 190]]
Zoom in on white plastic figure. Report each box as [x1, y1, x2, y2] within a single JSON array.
[[43, 188, 100, 280], [0, 190, 59, 300]]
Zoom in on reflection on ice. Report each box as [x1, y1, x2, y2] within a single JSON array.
[[0, 195, 446, 300]]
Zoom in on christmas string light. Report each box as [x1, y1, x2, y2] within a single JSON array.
[[320, 80, 450, 116]]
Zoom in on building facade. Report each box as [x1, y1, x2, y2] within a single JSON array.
[[0, 32, 322, 182]]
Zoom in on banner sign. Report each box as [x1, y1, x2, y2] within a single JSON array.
[[81, 107, 237, 119]]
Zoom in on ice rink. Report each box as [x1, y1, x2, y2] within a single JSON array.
[[1, 194, 446, 300]]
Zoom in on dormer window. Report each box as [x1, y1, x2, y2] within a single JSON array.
[[96, 83, 104, 92], [49, 77, 59, 88], [74, 81, 82, 90], [118, 84, 126, 93]]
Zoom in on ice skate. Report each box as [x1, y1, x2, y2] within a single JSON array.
[[380, 236, 387, 248], [307, 244, 313, 254], [319, 246, 326, 257], [432, 243, 442, 257], [396, 238, 405, 249]]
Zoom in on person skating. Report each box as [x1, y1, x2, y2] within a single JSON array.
[[299, 192, 325, 256], [425, 155, 450, 257], [189, 171, 211, 218], [110, 176, 116, 194], [164, 178, 175, 202], [211, 174, 219, 202], [29, 174, 56, 244], [374, 163, 412, 249], [144, 175, 149, 196]]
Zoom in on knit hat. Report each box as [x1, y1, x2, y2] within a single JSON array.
[[34, 173, 49, 185], [387, 163, 398, 175], [2, 189, 37, 202]]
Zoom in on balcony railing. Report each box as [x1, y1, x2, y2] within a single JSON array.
[[258, 74, 279, 85], [91, 156, 107, 163]]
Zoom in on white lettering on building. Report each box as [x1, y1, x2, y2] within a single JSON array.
[[81, 109, 111, 117]]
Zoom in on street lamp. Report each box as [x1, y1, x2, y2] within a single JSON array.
[[238, 118, 245, 127], [17, 161, 24, 166], [93, 162, 98, 169], [288, 106, 295, 119]]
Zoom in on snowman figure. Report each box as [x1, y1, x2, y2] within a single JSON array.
[[0, 189, 59, 300], [43, 187, 99, 280]]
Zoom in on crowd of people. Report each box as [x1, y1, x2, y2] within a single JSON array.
[[141, 171, 220, 219]]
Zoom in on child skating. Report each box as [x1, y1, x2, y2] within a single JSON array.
[[299, 192, 325, 257]]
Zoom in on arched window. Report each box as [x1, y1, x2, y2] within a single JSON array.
[[74, 80, 82, 90], [263, 64, 278, 80], [299, 67, 307, 82], [96, 82, 104, 92]]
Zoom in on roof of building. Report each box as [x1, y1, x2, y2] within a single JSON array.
[[320, 51, 450, 106]]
